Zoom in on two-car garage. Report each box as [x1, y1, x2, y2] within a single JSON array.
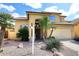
[[52, 24, 73, 40]]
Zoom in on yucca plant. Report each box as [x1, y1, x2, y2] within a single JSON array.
[[45, 37, 62, 51]]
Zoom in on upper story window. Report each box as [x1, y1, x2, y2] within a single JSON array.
[[49, 16, 56, 20]]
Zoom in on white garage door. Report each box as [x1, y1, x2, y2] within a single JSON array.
[[52, 27, 72, 40]]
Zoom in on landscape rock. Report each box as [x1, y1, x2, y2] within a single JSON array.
[[17, 43, 23, 48]]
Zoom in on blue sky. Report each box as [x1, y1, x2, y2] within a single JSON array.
[[0, 3, 79, 21]]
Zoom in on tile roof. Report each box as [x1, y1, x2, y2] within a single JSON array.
[[13, 17, 28, 20], [26, 11, 62, 14]]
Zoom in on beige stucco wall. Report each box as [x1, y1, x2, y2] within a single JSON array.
[[8, 29, 16, 40], [28, 14, 41, 40], [28, 13, 61, 40], [8, 20, 29, 40], [73, 23, 79, 38], [7, 12, 74, 41]]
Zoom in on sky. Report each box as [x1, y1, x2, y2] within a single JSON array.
[[0, 3, 79, 21]]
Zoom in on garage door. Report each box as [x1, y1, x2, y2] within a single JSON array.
[[52, 27, 72, 40]]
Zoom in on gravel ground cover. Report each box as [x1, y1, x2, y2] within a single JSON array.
[[0, 40, 78, 56]]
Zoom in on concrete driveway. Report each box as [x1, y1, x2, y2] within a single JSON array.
[[61, 40, 79, 56]]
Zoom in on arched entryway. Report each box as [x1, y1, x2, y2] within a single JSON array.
[[35, 19, 41, 40]]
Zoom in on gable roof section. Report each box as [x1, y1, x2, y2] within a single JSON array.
[[14, 11, 67, 22]]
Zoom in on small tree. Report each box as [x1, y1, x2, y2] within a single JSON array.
[[17, 27, 29, 41], [45, 37, 62, 51]]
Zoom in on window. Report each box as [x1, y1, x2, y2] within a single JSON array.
[[49, 16, 56, 20]]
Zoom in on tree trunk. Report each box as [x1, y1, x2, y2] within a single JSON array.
[[44, 29, 47, 39], [43, 28, 47, 40], [1, 27, 5, 39], [41, 29, 43, 39], [49, 28, 53, 38], [0, 31, 3, 48], [41, 28, 46, 41], [0, 27, 5, 52]]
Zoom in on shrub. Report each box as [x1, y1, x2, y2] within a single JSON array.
[[45, 37, 62, 51], [17, 27, 29, 41]]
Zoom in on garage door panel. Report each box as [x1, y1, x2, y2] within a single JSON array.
[[52, 28, 72, 40]]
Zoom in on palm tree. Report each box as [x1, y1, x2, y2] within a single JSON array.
[[40, 15, 56, 40], [40, 15, 53, 40], [0, 12, 14, 52]]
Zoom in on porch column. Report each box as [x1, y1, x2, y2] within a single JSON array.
[[32, 24, 35, 55], [28, 23, 35, 55], [29, 24, 35, 43]]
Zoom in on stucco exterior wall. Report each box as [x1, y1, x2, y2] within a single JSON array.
[[8, 20, 29, 40], [7, 12, 74, 41], [73, 23, 79, 38], [8, 29, 16, 40], [28, 13, 61, 40], [28, 14, 42, 40]]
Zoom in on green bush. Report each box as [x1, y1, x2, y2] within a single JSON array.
[[45, 37, 62, 51], [17, 27, 29, 41]]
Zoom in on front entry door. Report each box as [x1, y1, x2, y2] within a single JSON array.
[[35, 28, 41, 40], [35, 19, 41, 40]]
